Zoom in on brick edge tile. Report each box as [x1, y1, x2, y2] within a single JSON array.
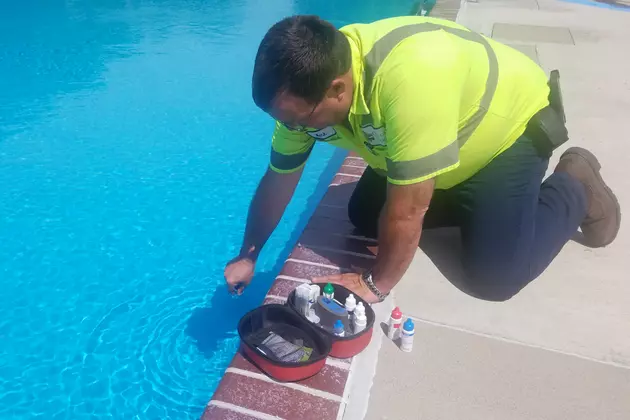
[[202, 153, 362, 419]]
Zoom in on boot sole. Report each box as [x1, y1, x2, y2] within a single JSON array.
[[562, 147, 621, 247]]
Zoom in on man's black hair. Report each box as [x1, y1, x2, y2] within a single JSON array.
[[252, 15, 352, 112]]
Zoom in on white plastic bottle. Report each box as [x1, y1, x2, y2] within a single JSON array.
[[353, 302, 367, 333], [400, 318, 415, 352], [307, 284, 321, 324], [295, 284, 312, 317], [387, 307, 403, 340], [308, 284, 320, 308], [345, 294, 357, 320]]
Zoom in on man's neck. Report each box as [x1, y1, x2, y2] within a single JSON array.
[[342, 118, 353, 134]]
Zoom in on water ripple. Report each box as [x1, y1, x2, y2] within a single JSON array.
[[78, 285, 233, 418]]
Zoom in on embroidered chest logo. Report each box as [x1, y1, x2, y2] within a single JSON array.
[[306, 127, 337, 141], [361, 125, 386, 153]]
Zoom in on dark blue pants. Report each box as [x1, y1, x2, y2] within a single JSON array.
[[348, 135, 588, 301]]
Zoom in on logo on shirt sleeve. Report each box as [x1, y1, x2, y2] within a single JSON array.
[[361, 125, 386, 150], [306, 127, 337, 141]]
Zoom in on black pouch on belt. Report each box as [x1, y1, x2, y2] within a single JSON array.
[[524, 70, 569, 158]]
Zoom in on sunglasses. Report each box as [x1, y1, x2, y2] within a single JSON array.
[[280, 98, 321, 132]]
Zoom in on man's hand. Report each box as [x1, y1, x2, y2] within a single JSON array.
[[224, 256, 255, 295], [312, 272, 380, 304]]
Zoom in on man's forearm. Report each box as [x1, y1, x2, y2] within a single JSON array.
[[240, 168, 301, 260], [371, 208, 424, 292], [371, 180, 434, 292]]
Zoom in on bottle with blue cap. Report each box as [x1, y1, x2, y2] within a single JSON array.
[[400, 318, 415, 352], [332, 319, 345, 337]]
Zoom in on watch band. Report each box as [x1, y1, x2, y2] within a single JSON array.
[[361, 270, 389, 302]]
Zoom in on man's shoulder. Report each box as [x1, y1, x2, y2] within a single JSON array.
[[340, 16, 469, 69], [340, 16, 464, 34], [340, 16, 423, 38]]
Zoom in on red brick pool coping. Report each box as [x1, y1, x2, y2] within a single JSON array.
[[202, 152, 374, 420]]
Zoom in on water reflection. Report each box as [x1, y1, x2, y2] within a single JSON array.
[[0, 0, 409, 418], [0, 0, 251, 140]]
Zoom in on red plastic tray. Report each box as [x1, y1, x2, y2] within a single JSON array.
[[237, 283, 375, 382]]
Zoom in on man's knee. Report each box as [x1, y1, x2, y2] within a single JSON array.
[[346, 167, 386, 237], [462, 262, 533, 302], [347, 192, 378, 238], [347, 193, 361, 227]]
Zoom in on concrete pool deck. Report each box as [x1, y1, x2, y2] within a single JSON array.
[[349, 0, 630, 419], [202, 0, 630, 418]]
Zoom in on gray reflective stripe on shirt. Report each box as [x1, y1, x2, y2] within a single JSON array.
[[363, 22, 499, 181], [270, 142, 314, 171], [386, 140, 459, 181]]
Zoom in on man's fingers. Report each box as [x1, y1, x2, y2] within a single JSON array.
[[225, 272, 240, 294], [312, 274, 344, 284], [227, 281, 236, 294]]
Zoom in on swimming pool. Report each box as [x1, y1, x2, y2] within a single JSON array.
[[0, 0, 411, 418]]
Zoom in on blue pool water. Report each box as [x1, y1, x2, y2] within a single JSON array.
[[0, 0, 410, 418]]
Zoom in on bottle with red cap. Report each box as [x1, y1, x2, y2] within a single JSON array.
[[387, 307, 403, 340]]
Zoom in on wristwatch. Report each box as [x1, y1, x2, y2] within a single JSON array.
[[361, 270, 389, 302]]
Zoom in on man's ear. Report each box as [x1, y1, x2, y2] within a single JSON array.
[[329, 78, 347, 101]]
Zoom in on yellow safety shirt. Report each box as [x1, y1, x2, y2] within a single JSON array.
[[269, 16, 550, 189]]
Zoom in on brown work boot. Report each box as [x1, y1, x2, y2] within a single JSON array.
[[555, 147, 621, 247]]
